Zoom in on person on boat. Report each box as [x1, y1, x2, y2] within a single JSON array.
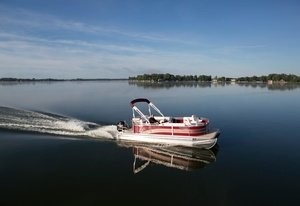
[[149, 115, 159, 124]]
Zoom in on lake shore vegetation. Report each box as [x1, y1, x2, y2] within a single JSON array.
[[129, 73, 300, 83], [1, 73, 300, 83]]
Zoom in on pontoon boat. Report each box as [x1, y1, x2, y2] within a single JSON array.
[[116, 98, 219, 149]]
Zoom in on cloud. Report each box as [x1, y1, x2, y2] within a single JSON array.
[[0, 32, 155, 54], [0, 6, 213, 78], [1, 4, 283, 78], [224, 45, 268, 54], [0, 5, 190, 45], [0, 31, 221, 78]]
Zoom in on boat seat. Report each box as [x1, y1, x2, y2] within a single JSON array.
[[190, 115, 199, 125], [183, 115, 199, 126], [132, 118, 143, 125], [159, 118, 169, 124]]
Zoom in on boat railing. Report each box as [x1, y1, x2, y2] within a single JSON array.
[[149, 102, 164, 117], [132, 106, 150, 123], [131, 99, 165, 124]]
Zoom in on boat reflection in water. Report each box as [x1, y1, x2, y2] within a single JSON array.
[[118, 141, 218, 174]]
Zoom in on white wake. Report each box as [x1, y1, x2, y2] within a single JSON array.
[[0, 107, 118, 139]]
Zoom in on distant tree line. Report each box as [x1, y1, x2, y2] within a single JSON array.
[[129, 73, 300, 83], [1, 73, 300, 83], [129, 73, 212, 82], [236, 73, 300, 82], [0, 78, 127, 82], [0, 78, 65, 82]]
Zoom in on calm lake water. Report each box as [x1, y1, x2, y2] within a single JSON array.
[[0, 81, 300, 206]]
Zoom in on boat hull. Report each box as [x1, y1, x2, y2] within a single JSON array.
[[117, 130, 219, 149], [133, 124, 208, 136]]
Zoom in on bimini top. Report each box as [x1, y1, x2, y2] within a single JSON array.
[[130, 98, 164, 119], [130, 98, 151, 107]]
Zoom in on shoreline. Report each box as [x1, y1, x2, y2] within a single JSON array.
[[0, 78, 128, 82]]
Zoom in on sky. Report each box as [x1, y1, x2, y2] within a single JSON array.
[[0, 0, 299, 78]]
